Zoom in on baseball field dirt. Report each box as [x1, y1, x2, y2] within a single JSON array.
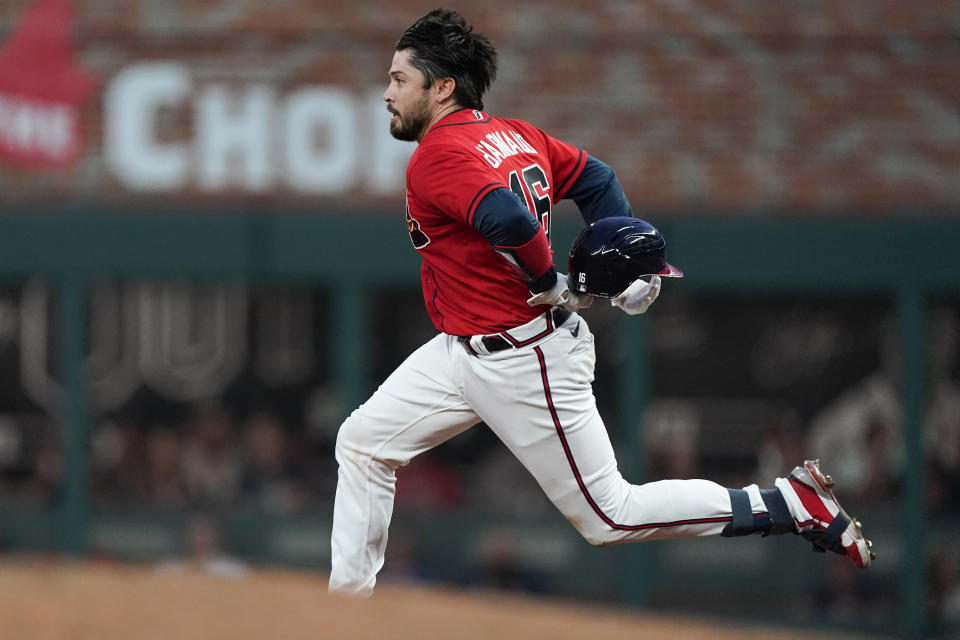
[[0, 560, 874, 640]]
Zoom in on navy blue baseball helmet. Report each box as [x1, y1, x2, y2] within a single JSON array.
[[567, 217, 683, 298]]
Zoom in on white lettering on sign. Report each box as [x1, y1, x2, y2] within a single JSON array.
[[18, 279, 317, 413], [0, 96, 73, 159], [196, 85, 274, 191], [105, 63, 191, 189], [283, 87, 355, 193], [104, 62, 412, 195]]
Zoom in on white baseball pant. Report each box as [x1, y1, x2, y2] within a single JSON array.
[[329, 312, 771, 595]]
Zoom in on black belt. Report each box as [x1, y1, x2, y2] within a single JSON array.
[[458, 308, 572, 356]]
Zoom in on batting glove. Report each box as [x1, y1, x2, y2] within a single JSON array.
[[527, 272, 594, 311], [611, 275, 661, 315]]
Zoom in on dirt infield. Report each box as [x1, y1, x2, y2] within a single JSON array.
[[0, 560, 869, 640]]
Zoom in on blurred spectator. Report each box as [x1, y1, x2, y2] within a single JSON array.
[[928, 544, 960, 637], [929, 456, 960, 512], [807, 308, 960, 504], [378, 526, 436, 587], [0, 416, 25, 498], [467, 446, 551, 519], [180, 405, 242, 508], [155, 512, 248, 580], [753, 412, 805, 483], [304, 384, 344, 449], [91, 419, 144, 505], [239, 410, 307, 514], [143, 427, 186, 508], [464, 526, 550, 595], [806, 369, 901, 502], [811, 553, 889, 623], [643, 399, 700, 479], [0, 417, 22, 488], [301, 384, 344, 501], [924, 309, 960, 513], [19, 420, 62, 507], [394, 452, 464, 512]]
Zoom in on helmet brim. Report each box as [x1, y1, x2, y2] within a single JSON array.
[[657, 263, 684, 278]]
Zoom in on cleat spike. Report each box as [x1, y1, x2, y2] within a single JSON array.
[[824, 474, 834, 487]]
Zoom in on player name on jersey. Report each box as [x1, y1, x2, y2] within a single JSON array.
[[475, 130, 537, 168]]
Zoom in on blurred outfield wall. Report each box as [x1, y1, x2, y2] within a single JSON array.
[[1, 2, 959, 639], [0, 0, 957, 215], [0, 212, 955, 640]]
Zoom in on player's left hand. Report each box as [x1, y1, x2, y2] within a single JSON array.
[[527, 272, 594, 311], [611, 275, 661, 315]]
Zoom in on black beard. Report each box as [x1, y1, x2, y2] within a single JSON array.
[[389, 114, 427, 141], [389, 94, 432, 141]]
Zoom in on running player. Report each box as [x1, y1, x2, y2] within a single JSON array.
[[328, 8, 873, 596]]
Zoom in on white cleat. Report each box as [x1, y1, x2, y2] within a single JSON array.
[[787, 459, 875, 569]]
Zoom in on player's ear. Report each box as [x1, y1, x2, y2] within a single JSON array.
[[434, 77, 456, 103]]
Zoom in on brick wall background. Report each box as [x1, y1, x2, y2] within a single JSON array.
[[1, 0, 958, 216]]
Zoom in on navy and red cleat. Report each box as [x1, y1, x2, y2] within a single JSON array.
[[786, 459, 876, 569]]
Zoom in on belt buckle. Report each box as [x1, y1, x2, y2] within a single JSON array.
[[551, 307, 571, 328], [481, 335, 511, 353]]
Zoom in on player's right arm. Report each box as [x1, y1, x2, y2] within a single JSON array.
[[472, 188, 556, 293], [473, 190, 589, 310]]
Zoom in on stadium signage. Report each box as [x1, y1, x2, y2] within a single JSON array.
[[0, 0, 95, 169], [104, 62, 412, 195]]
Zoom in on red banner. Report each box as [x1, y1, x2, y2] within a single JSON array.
[[0, 0, 94, 169]]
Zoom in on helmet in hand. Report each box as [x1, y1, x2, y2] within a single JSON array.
[[567, 217, 683, 298]]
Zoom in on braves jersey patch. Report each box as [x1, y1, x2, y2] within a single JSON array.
[[405, 196, 430, 249]]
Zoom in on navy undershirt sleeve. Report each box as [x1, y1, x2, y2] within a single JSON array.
[[562, 155, 634, 224], [473, 188, 557, 293], [472, 187, 540, 247]]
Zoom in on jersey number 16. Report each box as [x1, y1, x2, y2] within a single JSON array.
[[508, 163, 552, 243]]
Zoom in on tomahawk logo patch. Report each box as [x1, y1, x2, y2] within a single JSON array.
[[405, 195, 430, 249], [0, 0, 96, 169]]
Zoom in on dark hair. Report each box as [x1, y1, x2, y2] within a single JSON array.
[[396, 9, 497, 110]]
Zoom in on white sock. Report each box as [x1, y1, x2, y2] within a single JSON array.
[[774, 476, 811, 525]]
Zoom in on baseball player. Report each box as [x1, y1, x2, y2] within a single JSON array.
[[329, 8, 874, 596]]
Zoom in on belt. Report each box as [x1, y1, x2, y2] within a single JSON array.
[[458, 308, 572, 356]]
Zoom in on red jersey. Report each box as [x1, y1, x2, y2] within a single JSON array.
[[404, 108, 587, 336]]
